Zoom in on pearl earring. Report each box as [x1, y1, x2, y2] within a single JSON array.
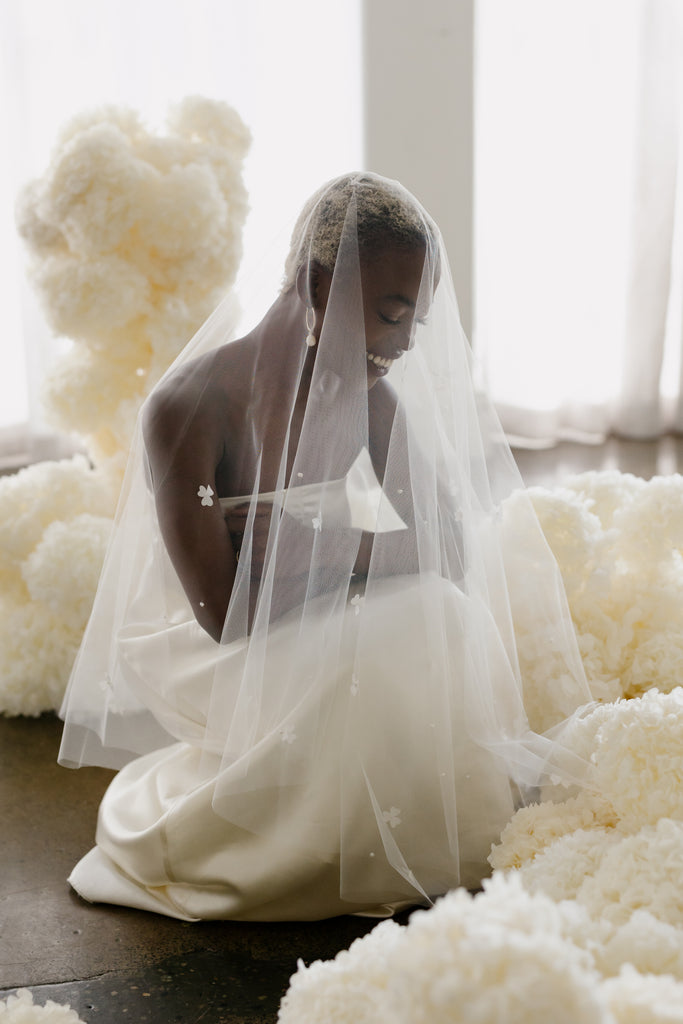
[[305, 307, 317, 348]]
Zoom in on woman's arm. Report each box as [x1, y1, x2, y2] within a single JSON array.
[[143, 376, 237, 643]]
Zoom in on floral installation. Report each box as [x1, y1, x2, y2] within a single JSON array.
[[278, 873, 683, 1023], [2, 98, 249, 717], [0, 988, 86, 1023], [279, 471, 683, 1022], [488, 688, 683, 970], [0, 456, 116, 715], [527, 471, 683, 708], [16, 96, 250, 468]]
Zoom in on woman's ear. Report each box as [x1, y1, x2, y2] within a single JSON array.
[[296, 261, 331, 311]]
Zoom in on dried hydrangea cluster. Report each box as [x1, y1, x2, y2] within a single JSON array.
[[489, 687, 683, 983], [0, 456, 116, 715], [0, 987, 86, 1022], [279, 471, 683, 1022], [528, 471, 683, 706], [0, 98, 249, 717], [278, 874, 683, 1023], [17, 96, 249, 468]]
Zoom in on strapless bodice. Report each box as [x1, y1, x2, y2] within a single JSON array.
[[219, 447, 406, 534]]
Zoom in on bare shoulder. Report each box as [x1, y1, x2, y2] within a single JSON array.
[[143, 340, 255, 478], [144, 342, 251, 438]]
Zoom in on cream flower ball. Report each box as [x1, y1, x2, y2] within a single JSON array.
[[280, 875, 611, 1024], [0, 988, 86, 1023], [16, 96, 250, 465], [591, 689, 683, 830], [22, 514, 112, 634]]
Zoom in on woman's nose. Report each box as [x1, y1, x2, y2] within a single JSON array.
[[398, 324, 416, 353]]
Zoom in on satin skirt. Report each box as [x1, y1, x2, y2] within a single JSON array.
[[69, 575, 516, 921]]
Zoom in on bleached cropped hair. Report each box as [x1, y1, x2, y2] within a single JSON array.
[[282, 172, 438, 291]]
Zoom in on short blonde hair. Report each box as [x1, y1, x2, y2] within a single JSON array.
[[282, 172, 437, 292]]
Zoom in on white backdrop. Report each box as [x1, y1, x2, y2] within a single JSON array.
[[475, 0, 683, 444], [6, 0, 682, 454]]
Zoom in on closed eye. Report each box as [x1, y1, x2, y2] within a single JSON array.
[[379, 313, 401, 326]]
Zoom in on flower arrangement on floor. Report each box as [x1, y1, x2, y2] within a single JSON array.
[[279, 875, 683, 1023], [527, 471, 683, 706], [0, 989, 86, 1023], [279, 471, 683, 1023], [0, 97, 249, 716]]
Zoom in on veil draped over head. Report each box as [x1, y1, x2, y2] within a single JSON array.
[[59, 173, 592, 916]]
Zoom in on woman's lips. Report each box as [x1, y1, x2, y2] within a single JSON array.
[[366, 351, 394, 375]]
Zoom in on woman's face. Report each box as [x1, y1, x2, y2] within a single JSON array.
[[359, 244, 428, 388]]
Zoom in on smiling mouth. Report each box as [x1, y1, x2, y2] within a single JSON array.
[[366, 351, 394, 370]]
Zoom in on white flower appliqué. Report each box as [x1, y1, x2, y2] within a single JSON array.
[[382, 806, 402, 829], [350, 593, 365, 616], [280, 724, 297, 744], [312, 515, 322, 531], [197, 484, 214, 507]]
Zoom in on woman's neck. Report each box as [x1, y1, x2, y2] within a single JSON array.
[[252, 289, 316, 400]]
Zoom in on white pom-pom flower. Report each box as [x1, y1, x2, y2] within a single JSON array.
[[601, 964, 683, 1023], [0, 988, 86, 1023], [5, 96, 250, 716], [0, 600, 82, 716], [517, 827, 622, 901], [22, 514, 111, 634], [595, 909, 683, 980], [577, 819, 683, 929], [524, 473, 683, 709], [489, 791, 617, 871], [280, 875, 611, 1024], [16, 97, 249, 465], [0, 456, 115, 578], [386, 876, 608, 1024], [0, 458, 115, 715], [278, 920, 405, 1024], [590, 689, 683, 830]]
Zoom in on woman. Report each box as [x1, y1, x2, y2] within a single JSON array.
[[59, 173, 592, 921]]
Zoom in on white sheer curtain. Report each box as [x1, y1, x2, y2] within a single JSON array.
[[475, 0, 683, 446], [0, 0, 362, 461]]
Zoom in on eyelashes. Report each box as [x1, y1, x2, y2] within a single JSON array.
[[378, 313, 430, 327]]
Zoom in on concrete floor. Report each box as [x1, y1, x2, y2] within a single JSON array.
[[2, 437, 682, 1022], [0, 713, 381, 1021]]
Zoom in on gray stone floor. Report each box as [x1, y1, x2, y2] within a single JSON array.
[[2, 438, 682, 1022]]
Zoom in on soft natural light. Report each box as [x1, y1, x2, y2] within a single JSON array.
[[475, 0, 640, 434], [1, 0, 362, 432]]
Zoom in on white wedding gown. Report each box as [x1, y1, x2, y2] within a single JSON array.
[[61, 174, 588, 924], [69, 567, 517, 921]]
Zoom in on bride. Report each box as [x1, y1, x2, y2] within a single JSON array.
[[58, 173, 592, 921]]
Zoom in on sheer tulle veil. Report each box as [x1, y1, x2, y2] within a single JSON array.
[[59, 172, 593, 907]]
